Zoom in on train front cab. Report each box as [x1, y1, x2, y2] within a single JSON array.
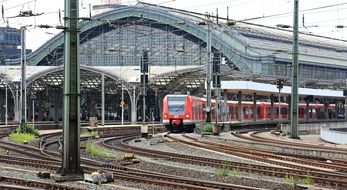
[[162, 95, 195, 132]]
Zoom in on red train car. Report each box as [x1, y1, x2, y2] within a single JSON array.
[[162, 94, 341, 132], [162, 95, 205, 132]]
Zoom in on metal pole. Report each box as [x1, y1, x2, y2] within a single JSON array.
[[206, 14, 212, 123], [290, 0, 299, 139], [132, 85, 136, 124], [15, 85, 19, 123], [32, 99, 34, 128], [215, 90, 218, 126], [121, 85, 124, 125], [101, 73, 105, 126], [279, 89, 281, 119], [143, 85, 146, 124], [62, 0, 83, 177], [20, 26, 27, 131], [5, 84, 7, 126]]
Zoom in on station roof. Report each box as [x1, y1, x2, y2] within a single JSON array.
[[136, 2, 347, 67]]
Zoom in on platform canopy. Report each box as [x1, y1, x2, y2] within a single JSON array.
[[217, 81, 344, 98]]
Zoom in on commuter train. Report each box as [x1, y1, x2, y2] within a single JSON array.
[[162, 94, 343, 132]]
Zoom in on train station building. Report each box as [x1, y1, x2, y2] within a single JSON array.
[[0, 2, 347, 124]]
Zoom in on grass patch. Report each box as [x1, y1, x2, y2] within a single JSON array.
[[216, 161, 229, 177], [14, 124, 39, 136], [284, 174, 298, 189], [9, 132, 36, 143], [301, 171, 313, 185], [81, 129, 99, 137], [85, 140, 114, 158], [231, 167, 242, 178], [88, 130, 98, 137], [200, 123, 213, 133]]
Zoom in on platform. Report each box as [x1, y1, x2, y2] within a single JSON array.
[[321, 127, 347, 144]]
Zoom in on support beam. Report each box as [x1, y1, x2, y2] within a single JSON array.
[[131, 85, 137, 124], [237, 91, 242, 121], [20, 26, 27, 131], [223, 90, 228, 122], [101, 73, 105, 126], [270, 94, 274, 120], [205, 15, 212, 123], [15, 85, 19, 123], [61, 0, 83, 178], [306, 101, 309, 121], [290, 0, 299, 138], [5, 84, 7, 126], [253, 92, 257, 121], [324, 102, 329, 120], [121, 85, 124, 125]]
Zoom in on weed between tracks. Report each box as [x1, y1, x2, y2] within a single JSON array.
[[216, 162, 243, 178], [200, 124, 213, 133], [9, 132, 36, 143], [9, 124, 39, 143], [85, 140, 114, 158], [284, 172, 313, 188]]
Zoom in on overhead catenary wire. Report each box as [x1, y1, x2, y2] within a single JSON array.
[[242, 1, 347, 21]]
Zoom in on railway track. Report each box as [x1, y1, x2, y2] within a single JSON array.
[[0, 175, 86, 190], [1, 130, 264, 190], [0, 142, 261, 190], [235, 131, 347, 153], [181, 135, 347, 173], [100, 134, 347, 188], [172, 134, 347, 187], [176, 134, 347, 173]]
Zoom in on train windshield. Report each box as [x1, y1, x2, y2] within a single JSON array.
[[168, 96, 186, 115]]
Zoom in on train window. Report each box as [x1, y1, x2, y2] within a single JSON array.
[[244, 108, 252, 115], [266, 107, 271, 115], [168, 96, 186, 114], [281, 108, 287, 115]]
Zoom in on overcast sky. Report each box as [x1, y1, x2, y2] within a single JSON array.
[[1, 0, 347, 50]]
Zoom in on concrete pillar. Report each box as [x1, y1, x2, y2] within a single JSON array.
[[237, 91, 242, 121], [324, 102, 329, 120], [101, 73, 105, 126], [287, 95, 291, 120], [253, 92, 257, 121], [15, 85, 19, 123], [131, 85, 137, 124], [306, 101, 309, 121], [223, 90, 228, 122], [270, 94, 274, 120], [54, 91, 60, 123]]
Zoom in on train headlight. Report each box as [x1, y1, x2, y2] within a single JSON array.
[[185, 114, 189, 118], [164, 114, 167, 118]]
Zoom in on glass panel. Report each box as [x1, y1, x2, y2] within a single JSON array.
[[168, 96, 186, 114]]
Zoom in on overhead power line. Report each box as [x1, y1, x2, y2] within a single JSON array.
[[242, 2, 347, 22]]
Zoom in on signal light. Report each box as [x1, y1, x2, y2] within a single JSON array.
[[141, 74, 149, 84], [213, 74, 221, 88], [276, 79, 284, 89], [141, 50, 149, 73], [212, 53, 220, 73]]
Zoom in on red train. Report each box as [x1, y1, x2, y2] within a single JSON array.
[[162, 94, 342, 132]]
